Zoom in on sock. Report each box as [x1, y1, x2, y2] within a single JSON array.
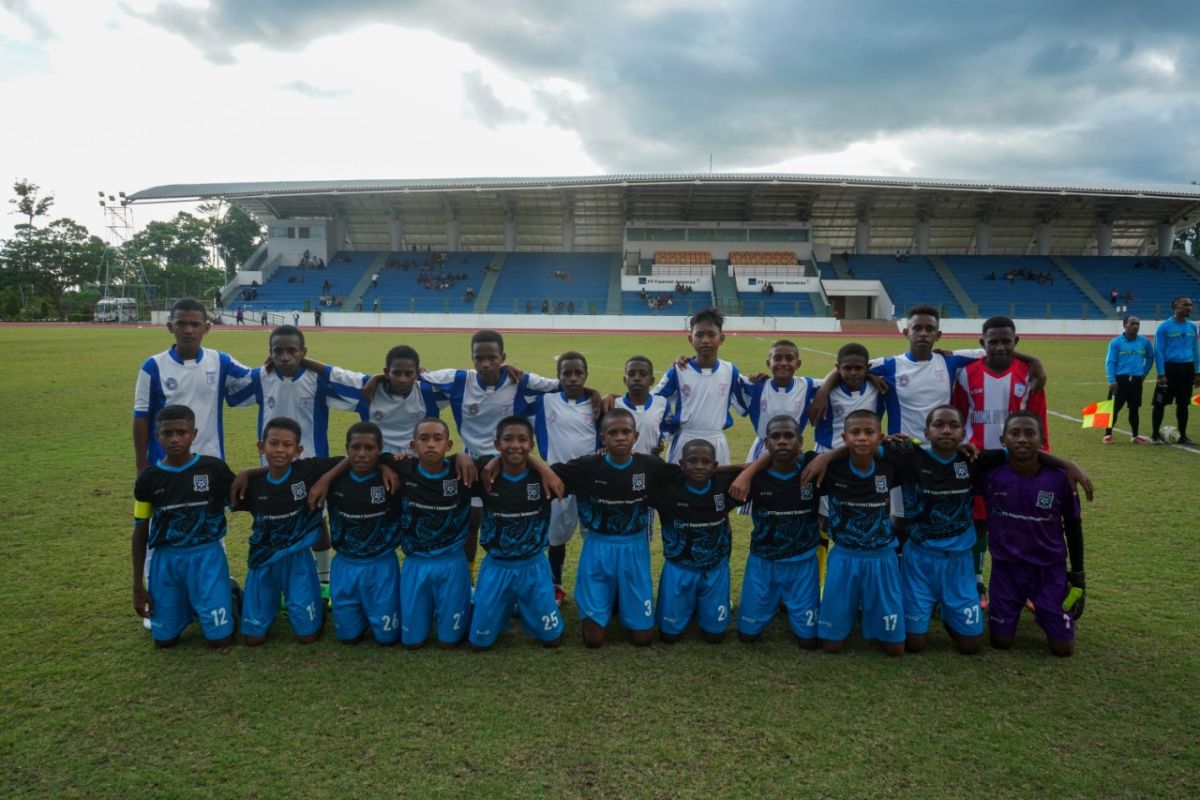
[[1104, 426, 1113, 436], [549, 544, 566, 586], [313, 547, 331, 584], [469, 559, 479, 584], [971, 526, 987, 576], [1128, 406, 1139, 437]]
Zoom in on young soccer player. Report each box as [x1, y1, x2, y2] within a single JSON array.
[[650, 439, 746, 644], [469, 416, 567, 650], [1102, 315, 1154, 444], [804, 409, 906, 656], [653, 307, 746, 464], [552, 408, 672, 648], [517, 351, 598, 606], [131, 404, 237, 648], [133, 298, 251, 472], [226, 324, 368, 600], [1151, 296, 1199, 445], [811, 343, 884, 453], [976, 412, 1087, 657], [727, 415, 823, 648], [951, 315, 1050, 605], [619, 356, 669, 459], [362, 345, 448, 456], [230, 416, 328, 646], [738, 340, 817, 461], [392, 417, 477, 649]]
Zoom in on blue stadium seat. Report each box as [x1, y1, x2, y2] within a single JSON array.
[[844, 255, 963, 317], [359, 252, 492, 313], [1063, 256, 1200, 320], [486, 253, 613, 315], [738, 293, 821, 317], [942, 256, 1100, 319], [621, 291, 715, 316], [227, 251, 377, 313]]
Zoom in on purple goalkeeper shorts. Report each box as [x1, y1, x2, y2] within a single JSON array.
[[988, 559, 1075, 642]]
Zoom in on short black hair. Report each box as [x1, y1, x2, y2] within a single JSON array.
[[471, 329, 504, 352], [414, 416, 450, 436], [1004, 410, 1044, 436], [625, 355, 654, 372], [769, 339, 799, 354], [981, 315, 1016, 335], [557, 350, 588, 373], [495, 415, 533, 439], [837, 342, 870, 363], [263, 416, 303, 442], [270, 324, 305, 347], [689, 307, 725, 331], [156, 404, 195, 426], [346, 421, 383, 447], [1121, 315, 1139, 326], [601, 407, 636, 430], [844, 408, 879, 426], [1172, 295, 1192, 307], [924, 404, 962, 429], [907, 304, 940, 322], [386, 345, 420, 370], [170, 298, 207, 320], [766, 414, 800, 433], [681, 439, 716, 458]]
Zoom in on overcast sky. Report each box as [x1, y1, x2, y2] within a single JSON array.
[[2, 0, 1198, 241]]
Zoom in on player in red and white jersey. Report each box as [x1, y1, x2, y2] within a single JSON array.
[[951, 316, 1049, 607]]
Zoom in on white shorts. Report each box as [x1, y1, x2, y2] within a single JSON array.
[[548, 497, 580, 546], [668, 429, 731, 465]]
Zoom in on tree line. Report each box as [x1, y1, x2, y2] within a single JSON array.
[[0, 180, 262, 320]]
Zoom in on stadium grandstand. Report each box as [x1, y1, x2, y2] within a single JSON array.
[[128, 174, 1200, 332]]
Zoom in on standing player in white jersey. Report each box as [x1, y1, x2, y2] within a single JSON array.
[[420, 330, 568, 581], [361, 345, 448, 456], [653, 307, 747, 465], [620, 356, 669, 458], [517, 351, 599, 605], [133, 298, 252, 472], [226, 325, 368, 598], [738, 340, 817, 461], [812, 343, 885, 453]]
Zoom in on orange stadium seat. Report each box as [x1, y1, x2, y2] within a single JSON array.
[[729, 251, 797, 266], [654, 250, 711, 265]]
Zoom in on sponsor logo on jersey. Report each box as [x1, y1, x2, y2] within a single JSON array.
[[206, 371, 217, 385], [165, 377, 178, 391], [632, 473, 646, 491], [373, 410, 384, 420], [291, 482, 307, 501], [443, 479, 458, 497], [526, 483, 541, 501], [370, 486, 386, 504], [714, 493, 725, 512], [874, 475, 888, 493], [801, 484, 813, 500], [1036, 490, 1054, 509], [954, 462, 969, 479], [193, 474, 210, 493]]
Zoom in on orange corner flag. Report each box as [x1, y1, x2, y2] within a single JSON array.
[[1193, 394, 1200, 407], [1081, 400, 1113, 429]]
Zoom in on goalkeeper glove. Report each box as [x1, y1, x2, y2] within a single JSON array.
[[1063, 570, 1086, 620]]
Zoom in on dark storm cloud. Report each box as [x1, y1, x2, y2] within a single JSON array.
[[130, 0, 1200, 184], [279, 80, 351, 100]]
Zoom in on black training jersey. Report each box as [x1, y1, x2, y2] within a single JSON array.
[[393, 457, 472, 557], [744, 454, 823, 560], [650, 468, 736, 571], [552, 453, 670, 537], [134, 455, 236, 549], [886, 445, 1007, 546], [473, 457, 552, 560], [233, 457, 338, 569], [326, 464, 402, 560], [818, 457, 899, 551]]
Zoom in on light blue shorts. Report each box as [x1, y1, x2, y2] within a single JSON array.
[[656, 559, 731, 636], [902, 543, 983, 636], [400, 551, 471, 646], [574, 532, 655, 631], [819, 546, 905, 644], [330, 551, 401, 644], [737, 551, 820, 639], [469, 553, 562, 648], [148, 539, 234, 642], [241, 548, 323, 638]]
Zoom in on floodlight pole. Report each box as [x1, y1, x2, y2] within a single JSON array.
[[97, 191, 156, 311]]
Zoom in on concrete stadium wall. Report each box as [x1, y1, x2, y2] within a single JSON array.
[[900, 318, 1141, 337]]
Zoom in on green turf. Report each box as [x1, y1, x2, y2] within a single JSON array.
[[1, 325, 1197, 799]]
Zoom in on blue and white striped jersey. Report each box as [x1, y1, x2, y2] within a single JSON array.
[[361, 381, 449, 455], [227, 365, 365, 459], [813, 383, 885, 452], [133, 346, 251, 463], [869, 349, 982, 440], [619, 394, 670, 457], [653, 358, 746, 437], [422, 368, 559, 458], [520, 391, 598, 464], [740, 376, 818, 440]]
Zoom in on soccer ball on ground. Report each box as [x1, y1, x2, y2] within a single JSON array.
[[1160, 426, 1181, 444]]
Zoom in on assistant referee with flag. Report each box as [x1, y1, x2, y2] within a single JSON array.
[[1103, 315, 1154, 444]]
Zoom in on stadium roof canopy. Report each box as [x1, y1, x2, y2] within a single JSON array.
[[129, 173, 1200, 256]]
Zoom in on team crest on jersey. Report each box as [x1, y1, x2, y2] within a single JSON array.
[[206, 370, 217, 386], [874, 476, 888, 493], [466, 403, 480, 417], [300, 396, 314, 411], [267, 396, 276, 409], [291, 482, 307, 501], [1014, 383, 1027, 398], [801, 484, 813, 500], [526, 483, 541, 501], [681, 384, 692, 398], [897, 374, 910, 388], [954, 462, 969, 479], [632, 473, 646, 491], [714, 493, 725, 512], [165, 377, 178, 391], [193, 473, 210, 493], [373, 410, 384, 421], [443, 479, 458, 497], [1036, 490, 1054, 509], [370, 486, 386, 504]]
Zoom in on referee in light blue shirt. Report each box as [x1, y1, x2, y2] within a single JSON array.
[[1103, 316, 1155, 443], [1151, 296, 1200, 444]]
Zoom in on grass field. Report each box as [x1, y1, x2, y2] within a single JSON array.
[[2, 324, 1198, 799]]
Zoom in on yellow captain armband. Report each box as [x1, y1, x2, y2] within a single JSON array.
[[133, 500, 152, 520]]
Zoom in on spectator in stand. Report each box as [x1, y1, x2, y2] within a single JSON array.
[[235, 307, 245, 326], [213, 290, 223, 309], [567, 301, 575, 315], [372, 272, 380, 290], [1110, 288, 1119, 309], [542, 299, 550, 313], [526, 300, 533, 313], [292, 310, 300, 326], [314, 308, 322, 327], [260, 309, 268, 327]]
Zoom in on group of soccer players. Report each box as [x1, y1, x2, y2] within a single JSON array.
[[131, 297, 1092, 657]]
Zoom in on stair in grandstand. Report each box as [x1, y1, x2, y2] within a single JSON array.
[[485, 253, 612, 315], [830, 252, 851, 279], [227, 251, 374, 313], [1049, 256, 1116, 319], [1063, 254, 1200, 319], [928, 255, 979, 317], [845, 255, 963, 318], [710, 260, 743, 316], [473, 253, 507, 313], [1173, 251, 1200, 283], [345, 252, 390, 311], [606, 253, 624, 314]]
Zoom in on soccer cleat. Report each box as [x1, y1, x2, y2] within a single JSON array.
[[1178, 436, 1195, 446], [976, 580, 989, 611], [1149, 435, 1164, 444], [1101, 434, 1114, 444], [1131, 435, 1150, 445], [142, 616, 152, 631], [553, 584, 566, 607]]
